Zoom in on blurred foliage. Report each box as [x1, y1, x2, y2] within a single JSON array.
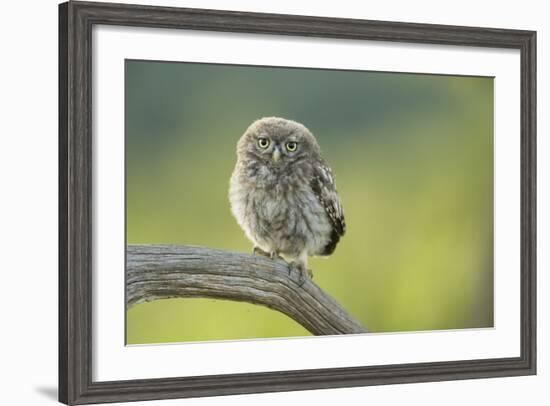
[[125, 60, 493, 344]]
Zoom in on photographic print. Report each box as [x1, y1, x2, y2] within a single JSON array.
[[125, 60, 494, 345], [60, 3, 536, 403]]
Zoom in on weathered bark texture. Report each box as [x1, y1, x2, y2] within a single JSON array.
[[126, 244, 367, 335]]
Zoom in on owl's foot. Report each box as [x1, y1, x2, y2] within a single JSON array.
[[253, 246, 270, 257], [288, 261, 313, 286], [253, 246, 283, 261]]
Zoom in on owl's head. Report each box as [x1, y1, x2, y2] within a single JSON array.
[[237, 117, 321, 168]]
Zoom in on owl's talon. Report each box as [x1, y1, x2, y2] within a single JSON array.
[[253, 246, 270, 257], [300, 268, 314, 285], [254, 247, 284, 264], [288, 262, 312, 286]]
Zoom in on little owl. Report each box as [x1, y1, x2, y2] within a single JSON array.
[[229, 117, 345, 283]]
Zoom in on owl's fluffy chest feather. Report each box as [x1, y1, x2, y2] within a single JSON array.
[[229, 163, 332, 259]]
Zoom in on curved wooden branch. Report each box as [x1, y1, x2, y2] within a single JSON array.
[[126, 244, 367, 335]]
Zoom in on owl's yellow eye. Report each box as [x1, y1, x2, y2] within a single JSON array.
[[258, 138, 270, 149], [285, 141, 297, 152]]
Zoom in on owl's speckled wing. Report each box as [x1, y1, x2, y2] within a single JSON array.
[[310, 160, 346, 256]]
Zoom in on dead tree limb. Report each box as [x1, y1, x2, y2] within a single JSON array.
[[126, 244, 367, 335]]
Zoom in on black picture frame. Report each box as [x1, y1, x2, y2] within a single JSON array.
[[59, 1, 537, 404]]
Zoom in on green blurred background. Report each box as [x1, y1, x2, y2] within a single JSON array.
[[125, 60, 494, 344]]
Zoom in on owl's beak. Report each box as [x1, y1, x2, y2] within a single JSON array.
[[272, 147, 281, 162]]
